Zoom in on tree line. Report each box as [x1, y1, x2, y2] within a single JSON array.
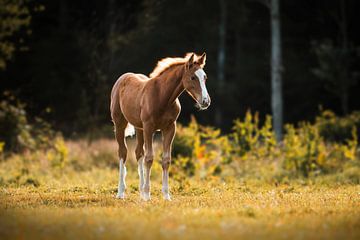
[[0, 0, 359, 137]]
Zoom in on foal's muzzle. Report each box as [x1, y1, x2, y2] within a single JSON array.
[[196, 95, 211, 110]]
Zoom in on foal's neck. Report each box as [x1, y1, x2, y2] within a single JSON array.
[[157, 64, 185, 106]]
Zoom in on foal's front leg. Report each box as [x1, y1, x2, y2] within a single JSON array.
[[142, 125, 154, 201], [161, 122, 176, 200], [135, 129, 145, 199]]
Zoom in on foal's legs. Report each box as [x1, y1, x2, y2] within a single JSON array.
[[114, 117, 128, 199], [135, 129, 145, 199], [161, 122, 176, 200], [142, 124, 154, 201]]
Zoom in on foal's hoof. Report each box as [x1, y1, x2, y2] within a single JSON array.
[[116, 193, 125, 199], [140, 192, 151, 201], [163, 194, 172, 201]]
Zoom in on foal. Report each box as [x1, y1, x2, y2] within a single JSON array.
[[110, 52, 210, 200]]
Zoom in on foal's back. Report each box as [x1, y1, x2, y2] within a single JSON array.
[[110, 73, 150, 127]]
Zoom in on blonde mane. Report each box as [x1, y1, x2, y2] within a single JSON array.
[[149, 53, 199, 78]]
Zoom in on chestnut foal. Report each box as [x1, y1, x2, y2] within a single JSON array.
[[110, 53, 210, 200]]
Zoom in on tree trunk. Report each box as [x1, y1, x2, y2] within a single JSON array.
[[270, 0, 283, 141], [216, 0, 227, 126], [340, 0, 349, 115]]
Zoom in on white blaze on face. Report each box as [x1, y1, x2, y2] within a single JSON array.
[[194, 68, 209, 103]]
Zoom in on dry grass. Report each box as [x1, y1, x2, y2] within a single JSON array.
[[0, 179, 359, 240], [0, 138, 359, 240]]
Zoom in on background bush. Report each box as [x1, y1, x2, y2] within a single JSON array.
[[1, 102, 359, 186], [172, 110, 359, 181], [0, 93, 33, 152], [315, 110, 360, 142]]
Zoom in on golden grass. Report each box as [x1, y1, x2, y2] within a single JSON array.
[[0, 179, 359, 240], [0, 138, 359, 240]]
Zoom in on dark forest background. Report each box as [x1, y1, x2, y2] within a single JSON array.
[[1, 0, 360, 136]]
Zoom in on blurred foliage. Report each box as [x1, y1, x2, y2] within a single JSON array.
[[0, 0, 33, 69], [0, 107, 359, 186], [232, 111, 277, 159], [283, 123, 357, 177], [172, 116, 233, 179], [0, 92, 68, 170], [172, 110, 359, 181], [315, 109, 360, 142], [0, 92, 34, 151], [0, 141, 4, 158], [46, 137, 68, 169], [1, 0, 360, 134]]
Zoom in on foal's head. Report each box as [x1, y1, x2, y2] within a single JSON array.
[[183, 53, 211, 110]]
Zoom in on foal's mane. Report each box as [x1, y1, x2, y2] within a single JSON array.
[[149, 53, 199, 78]]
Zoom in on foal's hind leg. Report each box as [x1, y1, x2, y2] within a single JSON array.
[[135, 129, 145, 199], [113, 117, 128, 199], [161, 122, 176, 200]]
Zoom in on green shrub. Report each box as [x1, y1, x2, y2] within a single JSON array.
[[282, 122, 358, 177], [173, 119, 198, 158], [0, 92, 69, 169], [46, 137, 69, 169], [173, 111, 359, 180], [0, 94, 34, 152], [283, 123, 323, 177], [231, 110, 358, 178], [232, 111, 277, 159], [315, 110, 360, 142], [172, 117, 233, 178]]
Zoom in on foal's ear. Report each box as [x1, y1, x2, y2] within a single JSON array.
[[186, 53, 195, 69], [198, 52, 206, 67]]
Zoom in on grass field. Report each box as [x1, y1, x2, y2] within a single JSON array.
[[0, 139, 359, 240], [1, 178, 360, 239]]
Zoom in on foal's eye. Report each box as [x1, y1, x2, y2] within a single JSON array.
[[191, 76, 196, 81]]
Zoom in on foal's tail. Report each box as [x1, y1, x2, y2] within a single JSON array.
[[111, 74, 136, 138], [125, 124, 135, 137]]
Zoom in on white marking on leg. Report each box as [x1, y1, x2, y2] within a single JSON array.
[[195, 68, 209, 103], [142, 160, 151, 201], [116, 158, 126, 199], [138, 157, 145, 198], [162, 153, 171, 201], [162, 169, 171, 200]]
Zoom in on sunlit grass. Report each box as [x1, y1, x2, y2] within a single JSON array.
[[1, 176, 360, 239], [0, 138, 359, 240]]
